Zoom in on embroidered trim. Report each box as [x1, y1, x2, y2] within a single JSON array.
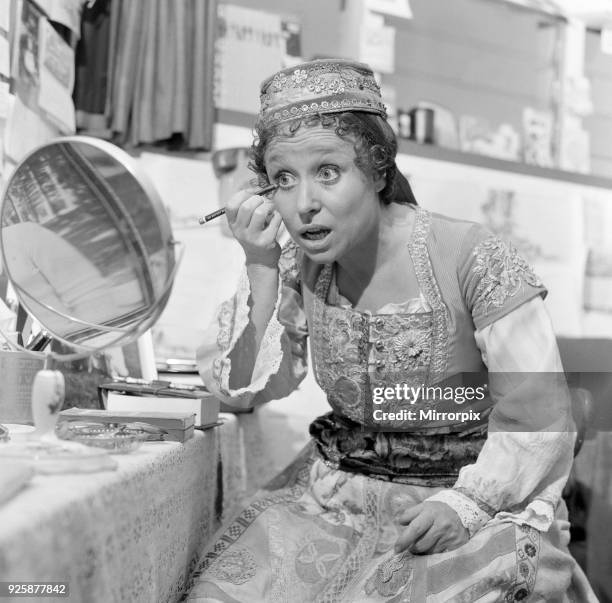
[[265, 64, 381, 98], [212, 273, 246, 389], [407, 208, 450, 380], [279, 238, 301, 287], [364, 553, 413, 598], [252, 309, 286, 383], [311, 265, 369, 422], [295, 539, 347, 583], [212, 266, 290, 398], [192, 455, 314, 579], [268, 97, 387, 125], [426, 489, 491, 537], [503, 524, 540, 601], [454, 485, 498, 517], [210, 547, 257, 585], [318, 479, 381, 601], [259, 60, 387, 127], [310, 210, 453, 423], [310, 263, 333, 401], [472, 235, 543, 314]]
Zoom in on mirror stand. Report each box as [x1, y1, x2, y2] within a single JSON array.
[[0, 136, 179, 467]]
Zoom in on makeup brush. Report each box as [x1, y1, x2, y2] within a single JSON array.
[[198, 183, 279, 225]]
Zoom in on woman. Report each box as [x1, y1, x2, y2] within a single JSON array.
[[190, 59, 596, 601]]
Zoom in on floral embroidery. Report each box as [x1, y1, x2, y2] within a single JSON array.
[[472, 235, 543, 313], [260, 62, 387, 126], [211, 547, 257, 585], [316, 485, 380, 600], [215, 297, 236, 351], [271, 73, 287, 91], [512, 588, 530, 600], [330, 376, 363, 412], [294, 539, 345, 583], [408, 208, 450, 379], [211, 296, 238, 385], [364, 553, 413, 597], [278, 239, 301, 287], [291, 68, 308, 85], [310, 211, 456, 423], [524, 543, 537, 558], [503, 524, 540, 602]]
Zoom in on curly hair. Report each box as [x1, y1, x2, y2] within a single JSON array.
[[249, 112, 417, 206]]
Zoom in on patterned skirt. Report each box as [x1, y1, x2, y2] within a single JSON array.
[[185, 441, 596, 603]]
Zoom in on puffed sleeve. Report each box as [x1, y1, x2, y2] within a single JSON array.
[[426, 228, 575, 536], [459, 225, 547, 328], [196, 240, 308, 410]]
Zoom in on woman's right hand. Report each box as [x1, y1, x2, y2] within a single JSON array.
[[225, 189, 283, 267]]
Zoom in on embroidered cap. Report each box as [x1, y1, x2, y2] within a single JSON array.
[[258, 58, 387, 127]]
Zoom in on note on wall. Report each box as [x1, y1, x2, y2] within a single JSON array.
[[36, 0, 83, 37], [360, 14, 395, 74], [37, 18, 75, 133], [6, 0, 74, 163], [214, 4, 302, 114]]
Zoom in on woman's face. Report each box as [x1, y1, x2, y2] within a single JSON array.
[[264, 125, 384, 264]]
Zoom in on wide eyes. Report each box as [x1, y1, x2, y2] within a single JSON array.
[[275, 172, 296, 189], [318, 165, 340, 183], [273, 165, 340, 189]]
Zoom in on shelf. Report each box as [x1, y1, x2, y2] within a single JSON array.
[[216, 109, 612, 191], [397, 139, 612, 190]]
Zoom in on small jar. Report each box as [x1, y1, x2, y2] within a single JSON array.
[[397, 110, 411, 139]]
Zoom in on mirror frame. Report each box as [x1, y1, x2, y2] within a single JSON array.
[[0, 136, 178, 356]]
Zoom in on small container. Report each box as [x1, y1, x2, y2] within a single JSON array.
[[410, 107, 435, 144], [56, 421, 148, 453], [397, 110, 412, 139]]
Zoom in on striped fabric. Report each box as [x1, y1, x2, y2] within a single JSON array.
[[186, 443, 594, 602]]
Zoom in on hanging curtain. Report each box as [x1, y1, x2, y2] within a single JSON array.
[[74, 0, 112, 133], [106, 0, 217, 149]]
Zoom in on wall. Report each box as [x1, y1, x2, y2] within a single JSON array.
[[387, 0, 557, 134], [219, 0, 611, 178], [585, 31, 612, 177], [133, 0, 612, 361]]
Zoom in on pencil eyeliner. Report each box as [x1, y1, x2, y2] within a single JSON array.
[[198, 183, 279, 225]]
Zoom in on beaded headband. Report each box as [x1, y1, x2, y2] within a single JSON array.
[[258, 59, 387, 128]]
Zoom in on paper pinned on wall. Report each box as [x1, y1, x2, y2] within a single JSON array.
[[0, 82, 10, 119], [360, 14, 395, 74], [0, 35, 9, 79], [4, 96, 58, 163], [0, 0, 8, 79], [601, 27, 612, 54], [36, 0, 82, 38], [366, 0, 413, 19], [214, 5, 302, 114], [37, 18, 75, 133], [584, 192, 612, 313], [0, 2, 10, 33]]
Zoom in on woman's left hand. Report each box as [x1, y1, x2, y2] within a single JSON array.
[[395, 501, 469, 555]]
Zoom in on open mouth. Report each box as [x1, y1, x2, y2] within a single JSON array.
[[301, 227, 331, 241]]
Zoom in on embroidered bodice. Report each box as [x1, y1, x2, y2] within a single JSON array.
[[197, 206, 574, 536]]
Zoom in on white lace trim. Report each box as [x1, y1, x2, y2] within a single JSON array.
[[493, 498, 555, 532], [251, 298, 286, 389], [217, 269, 287, 397], [426, 489, 491, 538]]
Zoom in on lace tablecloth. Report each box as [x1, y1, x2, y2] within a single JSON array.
[[0, 431, 221, 603]]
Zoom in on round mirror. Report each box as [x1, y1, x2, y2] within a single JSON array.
[[0, 136, 177, 355]]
